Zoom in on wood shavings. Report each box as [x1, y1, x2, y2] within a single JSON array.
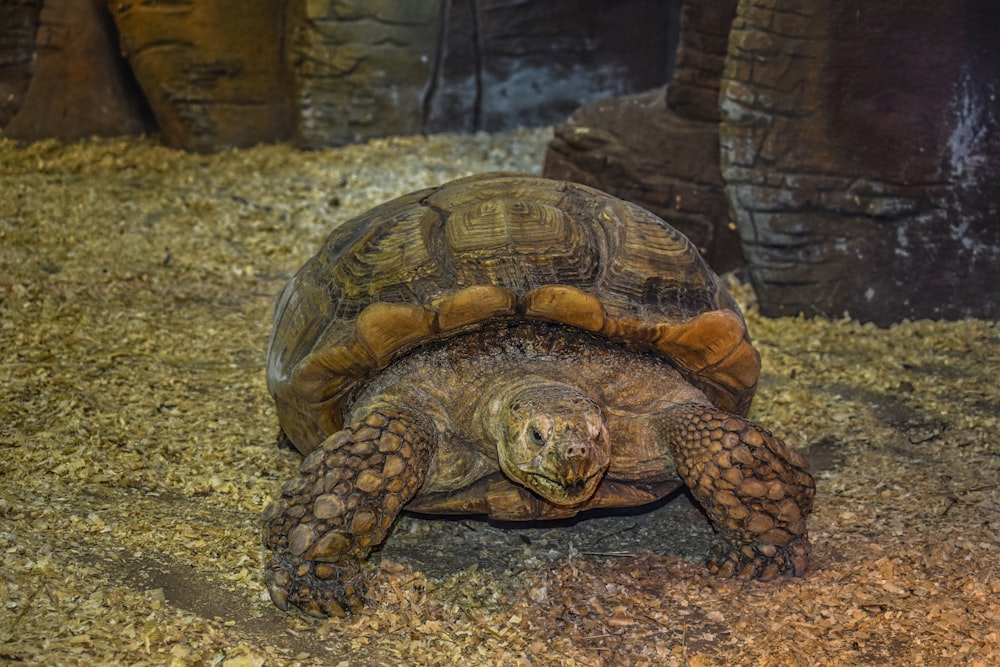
[[1, 129, 998, 665]]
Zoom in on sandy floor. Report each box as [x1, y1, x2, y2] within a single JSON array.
[[0, 130, 997, 666]]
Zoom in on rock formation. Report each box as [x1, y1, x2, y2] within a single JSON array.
[[0, 0, 42, 128], [544, 0, 743, 272], [2, 0, 676, 151], [106, 0, 294, 151], [292, 0, 677, 148], [3, 0, 151, 141], [720, 0, 1000, 323]]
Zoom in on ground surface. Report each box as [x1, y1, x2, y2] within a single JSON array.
[[1, 130, 997, 666]]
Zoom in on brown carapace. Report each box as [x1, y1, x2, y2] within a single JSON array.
[[263, 174, 815, 617]]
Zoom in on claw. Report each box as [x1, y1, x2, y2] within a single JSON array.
[[265, 565, 291, 611], [708, 537, 811, 580], [301, 599, 326, 618], [264, 555, 367, 618], [321, 598, 347, 618]]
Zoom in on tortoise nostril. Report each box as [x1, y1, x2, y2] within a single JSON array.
[[565, 442, 589, 459]]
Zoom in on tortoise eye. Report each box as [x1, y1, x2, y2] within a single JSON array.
[[529, 428, 545, 445]]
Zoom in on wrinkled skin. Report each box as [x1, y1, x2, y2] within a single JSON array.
[[485, 377, 611, 507], [263, 326, 815, 617]]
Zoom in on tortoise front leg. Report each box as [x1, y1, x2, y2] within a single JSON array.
[[661, 404, 815, 580], [262, 408, 435, 617]]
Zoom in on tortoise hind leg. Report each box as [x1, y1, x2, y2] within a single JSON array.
[[660, 403, 815, 579], [263, 408, 435, 617]]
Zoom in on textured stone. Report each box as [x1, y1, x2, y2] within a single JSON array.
[[0, 0, 42, 127], [107, 0, 293, 151], [720, 0, 1000, 324], [544, 0, 743, 272], [3, 0, 152, 140], [295, 0, 679, 148], [665, 0, 740, 122]]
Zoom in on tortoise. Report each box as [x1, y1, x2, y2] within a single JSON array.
[[263, 173, 815, 617]]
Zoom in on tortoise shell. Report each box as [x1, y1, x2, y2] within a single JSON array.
[[267, 174, 760, 454]]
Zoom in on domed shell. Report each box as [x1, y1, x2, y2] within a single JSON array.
[[267, 174, 760, 453]]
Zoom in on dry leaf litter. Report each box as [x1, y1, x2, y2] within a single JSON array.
[[0, 129, 997, 667]]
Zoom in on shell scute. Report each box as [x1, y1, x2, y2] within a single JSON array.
[[435, 285, 517, 332], [268, 174, 757, 454], [328, 205, 445, 311], [295, 333, 374, 403], [443, 198, 600, 290], [524, 284, 606, 332], [355, 302, 436, 365], [654, 310, 748, 373]]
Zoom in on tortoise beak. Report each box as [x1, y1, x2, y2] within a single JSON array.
[[518, 436, 610, 505]]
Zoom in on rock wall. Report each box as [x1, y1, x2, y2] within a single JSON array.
[[290, 1, 439, 148], [3, 0, 151, 141], [0, 0, 42, 128], [664, 0, 736, 122], [1, 0, 676, 151], [107, 0, 294, 151], [293, 0, 676, 148], [720, 0, 1000, 324]]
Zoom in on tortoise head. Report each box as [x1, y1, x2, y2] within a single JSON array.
[[485, 378, 610, 507]]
